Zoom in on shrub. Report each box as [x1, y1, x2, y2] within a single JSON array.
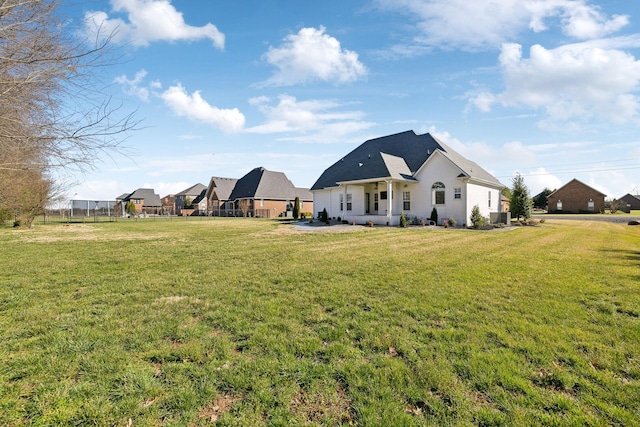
[[447, 217, 457, 227], [337, 216, 341, 222], [470, 205, 485, 229], [399, 211, 407, 228], [319, 208, 329, 223], [366, 220, 374, 227], [430, 207, 438, 225]]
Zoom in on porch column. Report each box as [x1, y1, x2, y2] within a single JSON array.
[[343, 185, 348, 220], [386, 179, 392, 225]]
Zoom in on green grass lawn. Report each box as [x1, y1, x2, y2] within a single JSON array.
[[1, 219, 638, 426]]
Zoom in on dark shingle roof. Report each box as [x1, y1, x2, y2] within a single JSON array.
[[124, 188, 162, 207], [229, 167, 312, 201], [310, 130, 502, 190]]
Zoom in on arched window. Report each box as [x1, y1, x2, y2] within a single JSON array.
[[432, 182, 445, 205]]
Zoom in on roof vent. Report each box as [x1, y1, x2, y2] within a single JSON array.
[[427, 149, 430, 154], [368, 154, 371, 158], [358, 162, 363, 167]]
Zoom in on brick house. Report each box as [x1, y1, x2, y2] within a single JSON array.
[[618, 193, 640, 213], [547, 179, 606, 214], [118, 188, 163, 216], [228, 167, 313, 218]]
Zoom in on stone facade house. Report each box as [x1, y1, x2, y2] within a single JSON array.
[[205, 177, 239, 215], [547, 179, 605, 214], [175, 183, 208, 215]]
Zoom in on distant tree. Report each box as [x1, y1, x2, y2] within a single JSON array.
[[430, 207, 438, 225], [470, 205, 485, 229], [293, 196, 301, 219], [510, 174, 532, 221], [184, 197, 193, 209], [125, 201, 136, 217], [533, 188, 553, 210], [501, 187, 512, 200], [607, 199, 620, 214]]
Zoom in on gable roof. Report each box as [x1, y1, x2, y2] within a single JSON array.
[[124, 188, 162, 207], [310, 130, 502, 190], [206, 177, 239, 201], [176, 183, 207, 198], [229, 167, 312, 201], [547, 178, 606, 198]]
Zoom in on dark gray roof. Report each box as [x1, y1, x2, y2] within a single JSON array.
[[176, 183, 207, 197], [124, 188, 162, 207], [229, 167, 312, 201], [311, 130, 502, 190]]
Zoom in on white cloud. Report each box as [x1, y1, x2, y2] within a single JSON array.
[[161, 84, 245, 133], [374, 0, 629, 52], [114, 69, 151, 101], [245, 94, 375, 143], [469, 42, 640, 126], [260, 26, 367, 86], [84, 0, 224, 48]]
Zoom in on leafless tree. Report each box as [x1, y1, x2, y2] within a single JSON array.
[[0, 0, 138, 226]]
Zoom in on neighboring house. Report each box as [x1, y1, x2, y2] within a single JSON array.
[[205, 176, 239, 215], [175, 183, 207, 215], [119, 188, 162, 216], [501, 194, 510, 213], [161, 194, 176, 215], [311, 130, 505, 226], [618, 193, 640, 213], [227, 167, 313, 218], [547, 179, 605, 214]]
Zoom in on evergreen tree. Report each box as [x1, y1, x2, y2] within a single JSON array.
[[510, 173, 532, 220], [470, 205, 485, 228], [293, 197, 301, 219], [430, 207, 438, 224], [532, 188, 553, 210]]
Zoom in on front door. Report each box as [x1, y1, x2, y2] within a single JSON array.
[[365, 193, 370, 214]]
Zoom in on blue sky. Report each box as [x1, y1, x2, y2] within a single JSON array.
[[63, 0, 640, 202]]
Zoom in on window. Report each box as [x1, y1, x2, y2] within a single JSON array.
[[260, 199, 264, 207], [488, 191, 491, 208], [432, 182, 445, 205], [380, 191, 388, 200], [134, 199, 140, 204], [557, 200, 563, 211], [339, 194, 343, 211], [346, 193, 352, 211], [588, 199, 594, 211], [403, 191, 410, 210], [374, 193, 379, 211], [454, 188, 461, 199]]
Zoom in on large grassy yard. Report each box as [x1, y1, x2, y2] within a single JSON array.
[[1, 219, 638, 426]]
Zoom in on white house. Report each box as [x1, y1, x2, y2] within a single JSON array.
[[310, 130, 505, 226]]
